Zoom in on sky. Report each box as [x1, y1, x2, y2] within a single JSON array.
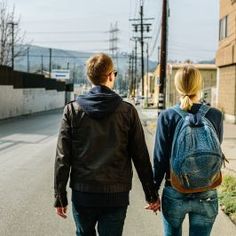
[[6, 0, 219, 62]]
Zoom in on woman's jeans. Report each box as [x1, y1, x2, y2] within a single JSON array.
[[72, 203, 127, 236], [162, 186, 218, 236]]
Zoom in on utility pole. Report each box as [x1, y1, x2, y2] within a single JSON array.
[[158, 0, 168, 112], [130, 38, 139, 97], [131, 50, 134, 97], [49, 48, 52, 78], [129, 1, 153, 97], [140, 0, 144, 96], [146, 42, 149, 106], [128, 54, 132, 96], [27, 47, 30, 73], [134, 39, 138, 97], [41, 55, 44, 74], [158, 46, 161, 64], [7, 21, 18, 70]]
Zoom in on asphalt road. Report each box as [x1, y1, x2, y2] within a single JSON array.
[[0, 110, 163, 236], [0, 109, 235, 236], [0, 111, 74, 236]]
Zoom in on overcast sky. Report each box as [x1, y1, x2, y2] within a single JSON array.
[[7, 0, 219, 62]]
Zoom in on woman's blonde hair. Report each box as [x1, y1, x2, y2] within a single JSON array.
[[174, 65, 202, 111]]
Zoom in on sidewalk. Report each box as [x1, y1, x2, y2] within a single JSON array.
[[222, 123, 236, 175], [138, 107, 236, 235]]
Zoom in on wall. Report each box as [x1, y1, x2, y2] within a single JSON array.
[[0, 66, 66, 120], [216, 0, 236, 123], [217, 65, 236, 122], [0, 85, 65, 119], [0, 85, 24, 119]]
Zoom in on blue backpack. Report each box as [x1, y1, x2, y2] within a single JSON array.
[[170, 104, 223, 193]]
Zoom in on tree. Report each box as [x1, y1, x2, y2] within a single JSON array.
[[0, 0, 26, 67]]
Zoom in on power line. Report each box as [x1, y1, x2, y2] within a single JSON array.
[[130, 1, 154, 96], [169, 47, 216, 53], [32, 40, 109, 43], [17, 53, 127, 59], [149, 20, 161, 57], [169, 42, 216, 52], [149, 2, 162, 57], [27, 30, 107, 34]]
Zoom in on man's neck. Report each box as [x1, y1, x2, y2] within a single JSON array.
[[99, 83, 113, 89]]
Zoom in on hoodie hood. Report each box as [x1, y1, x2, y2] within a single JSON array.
[[77, 85, 122, 119]]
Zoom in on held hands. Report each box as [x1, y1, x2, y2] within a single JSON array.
[[56, 207, 68, 219], [145, 197, 161, 214]]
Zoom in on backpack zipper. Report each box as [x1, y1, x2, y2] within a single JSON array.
[[184, 174, 190, 187]]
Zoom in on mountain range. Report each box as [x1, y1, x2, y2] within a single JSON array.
[[14, 45, 158, 84]]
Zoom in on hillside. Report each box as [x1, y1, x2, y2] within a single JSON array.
[[14, 45, 158, 83]]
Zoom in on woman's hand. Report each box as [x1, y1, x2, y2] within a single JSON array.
[[145, 198, 161, 213]]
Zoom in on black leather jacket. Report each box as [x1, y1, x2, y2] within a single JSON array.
[[54, 101, 158, 207]]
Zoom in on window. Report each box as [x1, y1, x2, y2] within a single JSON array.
[[219, 16, 228, 40]]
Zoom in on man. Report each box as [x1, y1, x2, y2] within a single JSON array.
[[54, 53, 160, 236]]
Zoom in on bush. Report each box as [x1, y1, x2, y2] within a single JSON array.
[[219, 175, 236, 224]]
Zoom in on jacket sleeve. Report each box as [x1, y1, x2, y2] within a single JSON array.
[[153, 111, 170, 194], [129, 106, 158, 203], [54, 105, 72, 207]]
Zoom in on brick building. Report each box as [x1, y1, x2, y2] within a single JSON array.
[[216, 0, 236, 123]]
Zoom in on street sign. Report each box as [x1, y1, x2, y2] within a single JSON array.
[[51, 69, 70, 80]]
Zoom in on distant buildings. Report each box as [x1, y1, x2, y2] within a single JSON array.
[[144, 63, 217, 109], [165, 64, 217, 107], [216, 0, 236, 123], [142, 0, 236, 124]]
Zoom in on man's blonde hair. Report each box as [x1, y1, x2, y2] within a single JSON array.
[[174, 65, 203, 111], [86, 53, 114, 85]]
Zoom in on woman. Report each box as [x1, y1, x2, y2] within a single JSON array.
[[153, 65, 223, 236]]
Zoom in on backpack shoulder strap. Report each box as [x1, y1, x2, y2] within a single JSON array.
[[69, 101, 85, 128], [172, 105, 188, 119], [170, 105, 188, 157], [198, 104, 210, 117]]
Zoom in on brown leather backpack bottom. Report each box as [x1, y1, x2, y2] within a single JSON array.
[[170, 171, 222, 193]]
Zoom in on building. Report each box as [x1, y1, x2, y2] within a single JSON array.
[[216, 0, 236, 123], [143, 72, 157, 107], [147, 63, 217, 108], [166, 64, 217, 107]]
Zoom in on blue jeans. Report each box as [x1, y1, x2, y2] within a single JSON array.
[[72, 203, 127, 236], [162, 186, 218, 236]]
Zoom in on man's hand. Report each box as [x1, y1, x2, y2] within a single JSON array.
[[145, 198, 161, 213], [56, 207, 67, 219]]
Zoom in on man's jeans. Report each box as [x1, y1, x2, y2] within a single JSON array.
[[72, 203, 127, 236], [162, 186, 218, 236]]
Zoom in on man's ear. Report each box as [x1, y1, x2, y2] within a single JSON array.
[[108, 74, 113, 82]]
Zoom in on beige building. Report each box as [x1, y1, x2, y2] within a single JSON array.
[[216, 0, 236, 123], [166, 64, 217, 107], [145, 64, 217, 108], [143, 72, 158, 107]]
